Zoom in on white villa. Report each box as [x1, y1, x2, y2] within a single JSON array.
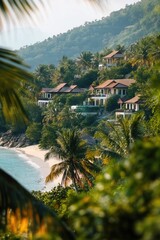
[[99, 50, 124, 69], [115, 95, 142, 119], [87, 79, 135, 106]]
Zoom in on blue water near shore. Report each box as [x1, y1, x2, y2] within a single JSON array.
[[0, 147, 44, 191]]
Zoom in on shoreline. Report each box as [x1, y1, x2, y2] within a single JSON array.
[[15, 145, 62, 192]]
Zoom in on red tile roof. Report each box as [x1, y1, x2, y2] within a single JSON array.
[[59, 85, 77, 93], [41, 84, 85, 94], [115, 79, 135, 86], [41, 88, 53, 93], [124, 95, 140, 104], [95, 79, 135, 89], [51, 83, 67, 92], [103, 50, 123, 59], [117, 98, 123, 104], [95, 80, 116, 89]]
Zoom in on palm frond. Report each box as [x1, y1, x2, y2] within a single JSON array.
[[0, 48, 32, 122], [0, 0, 42, 25], [0, 48, 33, 124], [0, 168, 74, 239], [45, 162, 66, 183], [101, 148, 123, 160], [61, 168, 70, 186]]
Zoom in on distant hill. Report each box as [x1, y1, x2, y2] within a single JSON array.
[[18, 0, 160, 69]]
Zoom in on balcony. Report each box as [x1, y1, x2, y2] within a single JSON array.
[[89, 94, 110, 99]]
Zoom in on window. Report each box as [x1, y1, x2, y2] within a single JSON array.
[[47, 93, 52, 99], [123, 89, 126, 95]]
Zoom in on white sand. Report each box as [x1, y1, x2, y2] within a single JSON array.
[[16, 145, 62, 192]]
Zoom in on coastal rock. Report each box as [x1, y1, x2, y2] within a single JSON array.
[[0, 130, 32, 148]]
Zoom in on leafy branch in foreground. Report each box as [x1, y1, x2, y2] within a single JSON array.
[[0, 168, 75, 239], [0, 48, 32, 124], [0, 0, 42, 25]]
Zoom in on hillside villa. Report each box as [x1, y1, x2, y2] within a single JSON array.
[[99, 50, 124, 70], [38, 79, 141, 118], [86, 79, 135, 106], [38, 83, 85, 107], [115, 95, 142, 119]]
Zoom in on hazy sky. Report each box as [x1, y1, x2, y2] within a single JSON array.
[[0, 0, 140, 50]]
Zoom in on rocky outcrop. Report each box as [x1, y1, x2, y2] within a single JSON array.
[[0, 130, 32, 148]]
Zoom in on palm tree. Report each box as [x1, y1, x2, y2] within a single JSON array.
[[0, 2, 76, 238], [129, 36, 154, 67], [0, 0, 106, 237], [45, 128, 100, 191], [95, 112, 145, 160], [77, 51, 94, 71]]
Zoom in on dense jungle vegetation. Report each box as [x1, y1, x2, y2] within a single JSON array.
[[18, 0, 160, 69], [1, 0, 160, 238], [1, 32, 160, 238]]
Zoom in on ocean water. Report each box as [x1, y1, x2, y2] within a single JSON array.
[[0, 147, 44, 192]]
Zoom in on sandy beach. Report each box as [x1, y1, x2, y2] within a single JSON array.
[[16, 145, 62, 192]]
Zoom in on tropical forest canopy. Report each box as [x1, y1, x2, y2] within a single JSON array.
[[1, 0, 160, 238], [18, 0, 160, 69]]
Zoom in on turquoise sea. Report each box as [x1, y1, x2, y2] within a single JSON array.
[[0, 147, 44, 191]]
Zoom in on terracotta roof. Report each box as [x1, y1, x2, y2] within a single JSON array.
[[95, 80, 116, 89], [106, 82, 118, 88], [52, 83, 67, 92], [95, 79, 135, 89], [41, 88, 53, 93], [70, 85, 77, 90], [59, 85, 77, 93], [103, 50, 123, 59], [41, 84, 84, 94], [115, 79, 135, 86], [124, 95, 140, 104], [89, 85, 95, 91], [117, 98, 123, 104]]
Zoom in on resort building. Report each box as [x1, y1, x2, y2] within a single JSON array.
[[87, 79, 135, 106], [38, 83, 85, 107], [115, 95, 142, 119], [99, 50, 124, 69]]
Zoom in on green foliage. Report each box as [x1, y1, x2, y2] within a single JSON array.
[[25, 122, 42, 143], [45, 128, 100, 191], [99, 62, 134, 81], [39, 124, 57, 149], [53, 56, 77, 85], [95, 112, 145, 159], [67, 137, 160, 240], [33, 64, 55, 88], [0, 110, 7, 132], [75, 69, 98, 88], [32, 185, 74, 215], [18, 0, 160, 69], [63, 93, 87, 106], [105, 94, 119, 112], [24, 101, 42, 123], [0, 232, 21, 239], [81, 115, 97, 128], [56, 106, 84, 129]]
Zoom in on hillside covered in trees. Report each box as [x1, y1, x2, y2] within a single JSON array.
[[2, 32, 160, 238], [18, 0, 160, 69]]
